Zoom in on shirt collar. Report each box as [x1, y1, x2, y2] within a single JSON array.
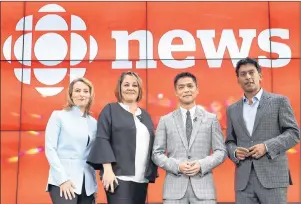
[[180, 105, 197, 118], [243, 88, 263, 103], [118, 102, 142, 116], [71, 105, 85, 117]]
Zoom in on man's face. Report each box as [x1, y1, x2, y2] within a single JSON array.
[[175, 77, 199, 105], [237, 64, 262, 94]]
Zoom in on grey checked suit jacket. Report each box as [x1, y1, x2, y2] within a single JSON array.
[[225, 91, 300, 191], [152, 106, 227, 200]]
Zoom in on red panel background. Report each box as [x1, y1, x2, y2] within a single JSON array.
[[1, 2, 299, 203]]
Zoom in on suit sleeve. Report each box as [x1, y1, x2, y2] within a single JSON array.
[[198, 116, 227, 175], [87, 104, 116, 170], [263, 97, 300, 159], [152, 116, 181, 176], [45, 111, 69, 185], [225, 108, 240, 164]]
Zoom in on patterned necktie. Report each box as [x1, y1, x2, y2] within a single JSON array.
[[186, 110, 192, 144]]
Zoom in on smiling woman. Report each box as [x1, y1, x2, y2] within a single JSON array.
[[115, 72, 143, 104], [64, 77, 95, 116], [44, 77, 98, 204], [87, 71, 158, 204]]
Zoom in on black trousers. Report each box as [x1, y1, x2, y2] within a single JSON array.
[[49, 176, 95, 204], [106, 179, 148, 204]]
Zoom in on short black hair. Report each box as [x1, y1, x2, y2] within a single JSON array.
[[174, 72, 197, 88], [235, 57, 261, 77]]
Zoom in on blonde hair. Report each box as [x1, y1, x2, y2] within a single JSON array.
[[64, 77, 95, 115], [115, 71, 143, 102]]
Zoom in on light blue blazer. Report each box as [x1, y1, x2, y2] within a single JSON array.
[[45, 106, 98, 196]]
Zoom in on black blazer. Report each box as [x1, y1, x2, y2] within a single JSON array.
[[87, 102, 158, 183]]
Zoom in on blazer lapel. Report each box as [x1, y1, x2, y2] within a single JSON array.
[[188, 107, 204, 150], [237, 100, 251, 137], [252, 91, 271, 136], [173, 108, 189, 150]]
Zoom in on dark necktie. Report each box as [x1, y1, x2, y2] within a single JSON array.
[[186, 111, 192, 144]]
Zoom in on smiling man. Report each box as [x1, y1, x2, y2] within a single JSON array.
[[225, 57, 300, 204], [152, 72, 227, 204]]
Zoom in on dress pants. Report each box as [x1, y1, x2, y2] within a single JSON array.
[[236, 164, 287, 204], [164, 179, 216, 204], [48, 176, 95, 204], [106, 179, 148, 204]]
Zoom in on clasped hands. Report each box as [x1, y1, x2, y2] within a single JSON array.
[[235, 144, 267, 161], [179, 160, 201, 176]]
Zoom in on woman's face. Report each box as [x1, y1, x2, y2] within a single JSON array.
[[121, 75, 139, 103], [71, 81, 91, 108]]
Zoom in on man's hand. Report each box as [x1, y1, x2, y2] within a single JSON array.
[[235, 147, 250, 160], [185, 160, 201, 176], [179, 162, 191, 174], [179, 161, 201, 176], [248, 144, 266, 159]]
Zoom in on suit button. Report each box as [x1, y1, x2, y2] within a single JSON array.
[[188, 156, 191, 159]]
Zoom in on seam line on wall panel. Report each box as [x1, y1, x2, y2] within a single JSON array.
[[15, 2, 26, 204]]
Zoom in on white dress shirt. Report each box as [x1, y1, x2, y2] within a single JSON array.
[[180, 105, 197, 126], [234, 88, 268, 159], [243, 88, 263, 136], [117, 103, 150, 183], [177, 105, 197, 172]]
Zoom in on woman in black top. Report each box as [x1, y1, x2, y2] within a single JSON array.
[[87, 71, 158, 204]]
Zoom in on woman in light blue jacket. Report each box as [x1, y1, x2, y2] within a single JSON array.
[[45, 77, 98, 204]]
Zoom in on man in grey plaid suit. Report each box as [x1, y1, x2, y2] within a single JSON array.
[[226, 57, 300, 204], [152, 72, 227, 204]]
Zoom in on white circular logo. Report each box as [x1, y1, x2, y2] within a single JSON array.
[[2, 4, 98, 97]]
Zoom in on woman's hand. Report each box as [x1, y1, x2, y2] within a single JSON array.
[[59, 180, 76, 200], [102, 164, 118, 193]]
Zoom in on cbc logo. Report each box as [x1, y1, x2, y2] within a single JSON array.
[[2, 4, 98, 97]]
